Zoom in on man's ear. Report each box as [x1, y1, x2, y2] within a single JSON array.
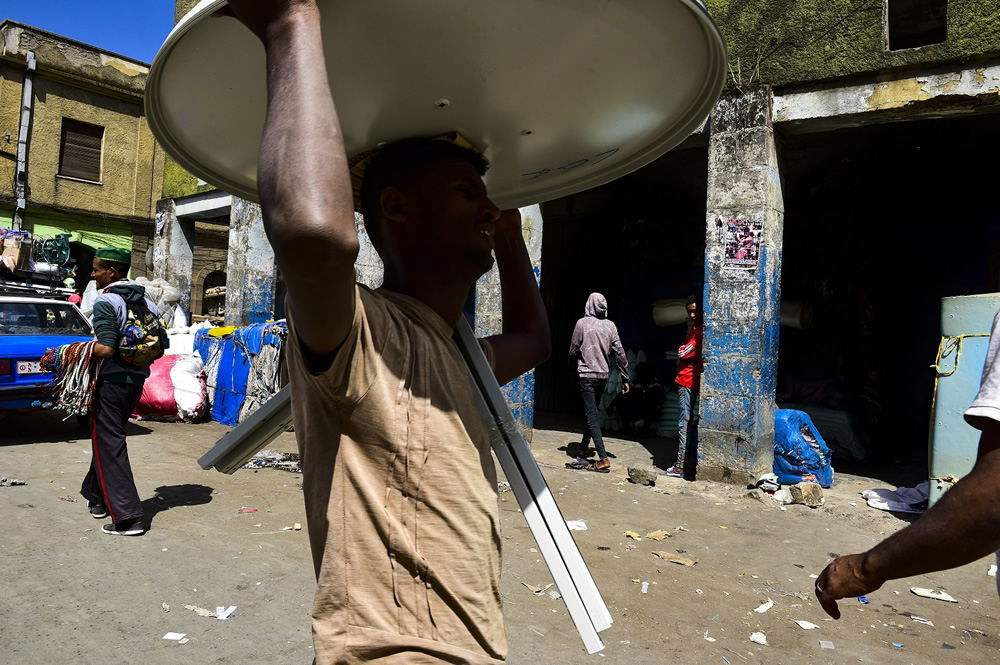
[[380, 187, 407, 223]]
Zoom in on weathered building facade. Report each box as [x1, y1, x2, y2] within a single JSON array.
[[537, 0, 1000, 483], [0, 21, 165, 279]]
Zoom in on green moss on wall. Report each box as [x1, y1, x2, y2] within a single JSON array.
[[162, 156, 216, 199], [705, 0, 1000, 87]]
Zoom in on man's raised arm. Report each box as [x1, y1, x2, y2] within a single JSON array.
[[486, 209, 552, 387], [225, 1, 358, 361]]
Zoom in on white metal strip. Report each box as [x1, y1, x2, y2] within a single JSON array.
[[454, 316, 612, 646]]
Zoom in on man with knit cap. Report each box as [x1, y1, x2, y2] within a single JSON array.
[[567, 293, 629, 473], [80, 247, 160, 536]]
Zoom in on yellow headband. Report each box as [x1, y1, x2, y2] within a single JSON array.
[[348, 131, 489, 212]]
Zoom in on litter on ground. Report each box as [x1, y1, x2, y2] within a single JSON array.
[[521, 582, 554, 596], [795, 620, 819, 630], [652, 551, 696, 566], [749, 632, 767, 645], [183, 604, 215, 617], [754, 599, 774, 614], [911, 587, 957, 603]]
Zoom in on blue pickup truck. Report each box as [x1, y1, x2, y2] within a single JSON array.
[[0, 295, 94, 411]]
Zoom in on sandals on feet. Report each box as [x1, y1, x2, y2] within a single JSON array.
[[585, 462, 611, 473], [565, 458, 589, 470]]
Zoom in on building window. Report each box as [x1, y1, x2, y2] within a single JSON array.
[[887, 0, 948, 50], [58, 119, 104, 182]]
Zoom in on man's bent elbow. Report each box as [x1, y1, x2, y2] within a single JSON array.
[[273, 227, 359, 277], [531, 337, 552, 369]]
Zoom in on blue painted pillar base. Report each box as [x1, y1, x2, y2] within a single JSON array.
[[700, 87, 784, 485], [225, 197, 275, 326]]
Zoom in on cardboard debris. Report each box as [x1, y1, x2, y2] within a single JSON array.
[[183, 604, 215, 618], [652, 551, 696, 566], [624, 530, 642, 540], [644, 530, 671, 541], [521, 582, 553, 596]]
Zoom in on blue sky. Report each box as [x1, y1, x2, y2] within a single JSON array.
[[2, 0, 176, 64]]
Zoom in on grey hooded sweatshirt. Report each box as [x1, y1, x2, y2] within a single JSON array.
[[92, 279, 160, 383], [568, 293, 629, 382]]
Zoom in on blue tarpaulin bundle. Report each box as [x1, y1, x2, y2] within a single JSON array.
[[194, 323, 284, 426], [773, 409, 834, 488]]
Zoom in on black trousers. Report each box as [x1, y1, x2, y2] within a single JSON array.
[[578, 376, 608, 461], [81, 381, 145, 524]]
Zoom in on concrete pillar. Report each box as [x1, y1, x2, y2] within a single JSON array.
[[152, 198, 194, 316], [354, 212, 384, 289], [699, 87, 784, 485], [225, 197, 275, 326], [473, 204, 544, 443]]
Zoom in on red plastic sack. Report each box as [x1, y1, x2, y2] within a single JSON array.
[[132, 355, 179, 418]]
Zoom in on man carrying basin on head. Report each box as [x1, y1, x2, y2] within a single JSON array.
[[221, 2, 551, 662]]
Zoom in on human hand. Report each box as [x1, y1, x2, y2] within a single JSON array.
[[214, 0, 319, 45], [815, 553, 882, 619], [496, 208, 522, 234], [621, 383, 630, 395]]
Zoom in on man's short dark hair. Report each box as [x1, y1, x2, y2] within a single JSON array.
[[686, 295, 699, 307], [360, 139, 489, 229], [97, 258, 130, 277]]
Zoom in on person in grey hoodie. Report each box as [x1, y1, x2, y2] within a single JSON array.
[[567, 293, 629, 472], [80, 247, 159, 536]]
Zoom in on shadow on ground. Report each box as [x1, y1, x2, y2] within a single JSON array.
[[534, 409, 928, 489], [0, 409, 153, 445], [536, 410, 681, 469], [141, 484, 214, 529]]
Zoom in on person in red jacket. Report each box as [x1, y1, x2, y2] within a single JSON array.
[[662, 295, 702, 479]]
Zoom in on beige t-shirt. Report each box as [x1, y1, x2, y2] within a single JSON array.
[[286, 284, 506, 664]]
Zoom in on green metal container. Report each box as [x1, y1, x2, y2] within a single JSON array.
[[928, 294, 1000, 506]]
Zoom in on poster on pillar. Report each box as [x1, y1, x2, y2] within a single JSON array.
[[722, 219, 762, 269]]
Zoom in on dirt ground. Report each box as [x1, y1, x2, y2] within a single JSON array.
[[2, 409, 997, 664]]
